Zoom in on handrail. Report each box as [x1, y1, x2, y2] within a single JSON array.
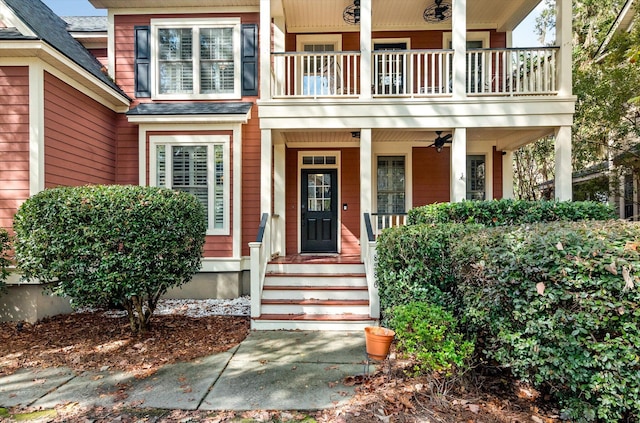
[[364, 212, 375, 242], [249, 213, 270, 320], [256, 212, 268, 242]]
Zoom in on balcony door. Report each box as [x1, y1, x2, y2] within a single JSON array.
[[298, 35, 342, 96], [374, 42, 407, 95]]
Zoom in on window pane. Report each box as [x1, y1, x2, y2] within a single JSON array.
[[466, 155, 486, 200], [156, 145, 166, 187], [158, 28, 194, 94], [172, 146, 209, 225], [200, 62, 234, 94], [159, 62, 194, 94], [377, 156, 405, 214], [159, 28, 193, 60], [200, 28, 235, 94], [213, 145, 224, 229]]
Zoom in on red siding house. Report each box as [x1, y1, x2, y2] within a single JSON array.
[[0, 0, 575, 329]]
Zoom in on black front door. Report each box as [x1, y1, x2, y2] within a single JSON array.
[[301, 169, 338, 253]]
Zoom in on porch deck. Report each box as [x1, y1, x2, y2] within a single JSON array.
[[269, 253, 362, 265]]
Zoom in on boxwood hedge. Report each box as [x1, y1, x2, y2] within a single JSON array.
[[13, 185, 207, 333], [407, 199, 615, 226], [452, 220, 640, 421]]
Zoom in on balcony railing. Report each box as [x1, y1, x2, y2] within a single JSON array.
[[270, 47, 559, 99], [466, 47, 559, 95], [272, 51, 360, 98], [373, 49, 453, 97]]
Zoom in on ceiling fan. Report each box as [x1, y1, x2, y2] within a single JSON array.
[[431, 131, 452, 152], [423, 0, 452, 23]]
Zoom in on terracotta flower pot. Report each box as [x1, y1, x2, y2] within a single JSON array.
[[364, 326, 395, 360]]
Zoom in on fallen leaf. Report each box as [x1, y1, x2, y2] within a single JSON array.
[[536, 282, 545, 296], [625, 242, 639, 251], [623, 266, 634, 291], [555, 242, 563, 251], [605, 261, 618, 275], [468, 403, 480, 413]]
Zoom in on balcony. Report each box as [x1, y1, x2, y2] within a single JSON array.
[[270, 47, 559, 100]]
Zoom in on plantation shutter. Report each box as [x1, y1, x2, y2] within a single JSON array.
[[134, 26, 151, 98], [241, 24, 258, 96]]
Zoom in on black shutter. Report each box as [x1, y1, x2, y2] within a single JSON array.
[[134, 26, 151, 98], [241, 24, 258, 97]]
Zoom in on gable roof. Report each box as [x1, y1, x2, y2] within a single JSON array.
[[1, 0, 126, 99], [62, 16, 108, 33], [596, 0, 636, 59]]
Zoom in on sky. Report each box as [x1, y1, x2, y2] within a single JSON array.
[[41, 0, 545, 47]]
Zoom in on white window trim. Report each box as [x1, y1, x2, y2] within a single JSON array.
[[149, 134, 230, 235], [442, 31, 490, 49], [296, 34, 343, 52], [150, 18, 242, 100]]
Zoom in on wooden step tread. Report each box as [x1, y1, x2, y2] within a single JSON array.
[[263, 285, 368, 291], [254, 313, 373, 321], [265, 273, 366, 278], [261, 299, 369, 306]]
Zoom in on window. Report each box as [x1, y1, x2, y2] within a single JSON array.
[[151, 135, 229, 235], [152, 19, 241, 99], [466, 155, 485, 200], [377, 156, 405, 214]]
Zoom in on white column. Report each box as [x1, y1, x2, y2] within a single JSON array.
[[261, 129, 273, 215], [450, 128, 467, 202], [29, 64, 45, 195], [502, 150, 514, 199], [554, 126, 572, 200], [556, 0, 573, 96], [360, 128, 372, 262], [451, 0, 467, 99], [360, 0, 372, 99], [259, 0, 271, 100], [273, 140, 286, 256]]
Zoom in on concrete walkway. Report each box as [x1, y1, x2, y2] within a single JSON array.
[[0, 331, 369, 412]]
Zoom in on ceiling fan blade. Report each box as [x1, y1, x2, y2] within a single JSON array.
[[442, 134, 452, 142]]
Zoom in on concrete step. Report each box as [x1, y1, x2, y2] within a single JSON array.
[[263, 273, 367, 287], [262, 286, 369, 301], [251, 313, 377, 331], [260, 299, 370, 315], [266, 262, 365, 275]]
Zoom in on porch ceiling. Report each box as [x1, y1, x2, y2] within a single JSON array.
[[278, 0, 541, 33], [278, 127, 554, 150]]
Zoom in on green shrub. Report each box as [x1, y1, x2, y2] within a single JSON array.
[[408, 199, 615, 226], [453, 220, 640, 421], [388, 301, 474, 375], [375, 223, 480, 315], [0, 228, 11, 292], [13, 185, 207, 333]]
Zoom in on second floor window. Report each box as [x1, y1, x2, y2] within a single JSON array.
[[153, 19, 241, 99]]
